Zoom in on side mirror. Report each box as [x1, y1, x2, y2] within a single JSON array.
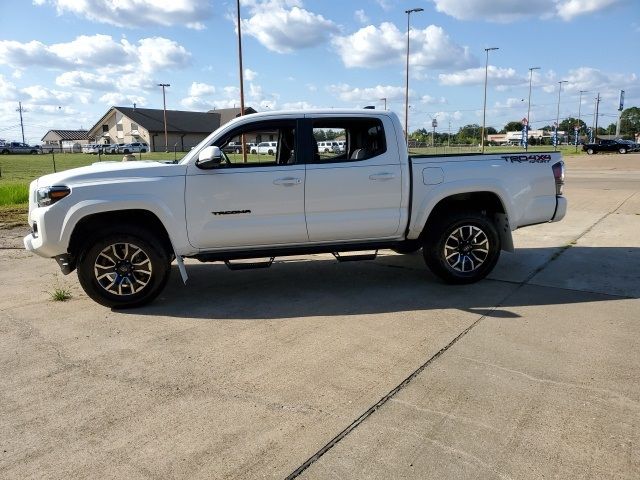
[[196, 146, 222, 168]]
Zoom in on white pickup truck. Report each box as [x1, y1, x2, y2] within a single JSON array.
[[24, 110, 566, 308]]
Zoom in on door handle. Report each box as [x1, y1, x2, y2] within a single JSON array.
[[369, 172, 395, 181], [273, 177, 302, 186]]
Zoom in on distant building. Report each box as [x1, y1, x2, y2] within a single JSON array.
[[87, 106, 256, 152], [41, 129, 90, 152], [487, 129, 566, 145]]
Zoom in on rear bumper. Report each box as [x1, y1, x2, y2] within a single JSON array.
[[551, 196, 567, 222]]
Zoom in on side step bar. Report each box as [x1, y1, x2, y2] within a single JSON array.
[[332, 251, 378, 262], [222, 251, 379, 270], [224, 257, 275, 271]]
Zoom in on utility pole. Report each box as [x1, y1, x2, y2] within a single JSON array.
[[575, 90, 587, 152], [236, 0, 247, 162], [448, 121, 451, 149], [481, 47, 499, 153], [594, 92, 601, 141], [615, 90, 624, 137], [16, 102, 26, 144], [554, 80, 568, 151], [404, 7, 423, 146], [525, 67, 540, 151], [380, 97, 387, 110], [158, 83, 170, 152]]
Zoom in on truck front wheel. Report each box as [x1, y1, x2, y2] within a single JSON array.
[[423, 212, 500, 284], [77, 226, 171, 308]]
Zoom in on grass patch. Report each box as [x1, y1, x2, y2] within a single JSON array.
[[48, 286, 72, 302], [0, 182, 29, 206]]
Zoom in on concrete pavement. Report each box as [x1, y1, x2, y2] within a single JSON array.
[[1, 153, 638, 479]]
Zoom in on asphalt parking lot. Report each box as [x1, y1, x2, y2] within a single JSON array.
[[1, 153, 639, 479]]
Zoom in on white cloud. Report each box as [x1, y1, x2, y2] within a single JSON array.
[[180, 81, 276, 111], [439, 66, 520, 86], [0, 35, 191, 77], [430, 0, 623, 22], [244, 68, 258, 81], [21, 85, 73, 105], [421, 95, 447, 105], [332, 23, 475, 70], [354, 9, 369, 23], [328, 83, 406, 103], [99, 92, 147, 107], [376, 0, 393, 11], [56, 71, 114, 90], [241, 0, 338, 53], [557, 0, 622, 20], [281, 101, 318, 110], [36, 0, 213, 29], [188, 82, 216, 97]]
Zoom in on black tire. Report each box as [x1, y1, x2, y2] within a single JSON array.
[[77, 226, 171, 308], [586, 148, 594, 155], [391, 240, 422, 254], [423, 211, 500, 284], [123, 149, 130, 154], [141, 149, 147, 153], [268, 149, 274, 155], [619, 148, 626, 154], [1, 149, 8, 155], [251, 149, 257, 154]]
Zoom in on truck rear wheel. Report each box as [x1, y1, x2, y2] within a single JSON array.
[[423, 212, 500, 284], [77, 226, 171, 308]]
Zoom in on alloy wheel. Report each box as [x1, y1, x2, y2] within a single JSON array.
[[93, 242, 153, 296], [443, 225, 490, 273]]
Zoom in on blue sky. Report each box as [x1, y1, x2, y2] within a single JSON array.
[[0, 0, 638, 144]]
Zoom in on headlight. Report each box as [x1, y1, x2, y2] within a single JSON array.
[[36, 186, 70, 207]]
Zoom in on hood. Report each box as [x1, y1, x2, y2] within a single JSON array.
[[36, 160, 187, 188]]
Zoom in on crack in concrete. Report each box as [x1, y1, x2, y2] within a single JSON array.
[[457, 355, 640, 409]]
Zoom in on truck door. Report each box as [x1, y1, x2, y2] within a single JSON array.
[[185, 119, 308, 249], [304, 116, 403, 242]]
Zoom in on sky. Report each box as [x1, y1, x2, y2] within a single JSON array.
[[0, 0, 638, 144]]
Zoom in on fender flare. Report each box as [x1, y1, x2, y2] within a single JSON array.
[[57, 195, 191, 255], [407, 181, 516, 252]]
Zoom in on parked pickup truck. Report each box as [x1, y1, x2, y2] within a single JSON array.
[[1, 141, 41, 154], [24, 110, 566, 308]]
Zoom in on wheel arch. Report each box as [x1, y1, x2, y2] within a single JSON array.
[[413, 190, 514, 252], [68, 209, 173, 259]]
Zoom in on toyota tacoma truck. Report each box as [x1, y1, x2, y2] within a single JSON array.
[[24, 110, 566, 308]]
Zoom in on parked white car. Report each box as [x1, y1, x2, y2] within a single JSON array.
[[81, 144, 101, 154], [317, 141, 340, 153], [250, 142, 277, 155], [24, 109, 566, 308]]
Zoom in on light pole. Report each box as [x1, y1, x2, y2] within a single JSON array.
[[404, 7, 423, 146], [525, 67, 540, 151], [158, 83, 170, 152], [554, 80, 568, 151], [575, 90, 587, 152], [380, 97, 387, 110], [481, 47, 499, 153], [235, 0, 247, 162]]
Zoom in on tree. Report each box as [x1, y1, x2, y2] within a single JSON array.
[[503, 121, 523, 132], [455, 124, 481, 144], [486, 127, 498, 135], [620, 107, 640, 136], [559, 117, 587, 133]]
